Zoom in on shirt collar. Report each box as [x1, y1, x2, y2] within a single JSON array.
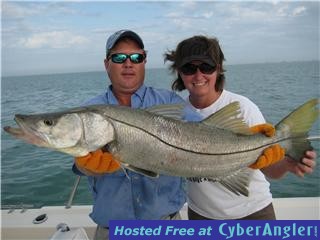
[[106, 84, 147, 108]]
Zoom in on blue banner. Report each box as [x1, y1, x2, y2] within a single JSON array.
[[109, 220, 319, 240]]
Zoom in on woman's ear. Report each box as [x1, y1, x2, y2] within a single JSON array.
[[216, 63, 221, 73]]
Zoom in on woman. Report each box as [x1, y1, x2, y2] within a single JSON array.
[[164, 35, 316, 220]]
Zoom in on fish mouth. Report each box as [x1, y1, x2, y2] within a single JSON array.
[[3, 116, 48, 147]]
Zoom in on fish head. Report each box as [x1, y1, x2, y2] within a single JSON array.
[[4, 109, 115, 157], [4, 112, 83, 151]]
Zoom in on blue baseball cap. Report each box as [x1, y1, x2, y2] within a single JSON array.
[[106, 30, 144, 56]]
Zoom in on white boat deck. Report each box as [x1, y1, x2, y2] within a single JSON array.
[[1, 197, 319, 239]]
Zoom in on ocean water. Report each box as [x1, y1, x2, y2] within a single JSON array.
[[1, 61, 320, 208]]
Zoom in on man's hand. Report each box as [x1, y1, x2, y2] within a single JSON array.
[[75, 149, 121, 175], [248, 123, 285, 169]]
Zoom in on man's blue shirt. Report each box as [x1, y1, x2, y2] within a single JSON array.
[[74, 84, 187, 226]]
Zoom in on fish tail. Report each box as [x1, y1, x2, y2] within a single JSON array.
[[275, 98, 320, 161]]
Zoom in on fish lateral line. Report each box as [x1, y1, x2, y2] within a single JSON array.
[[108, 116, 288, 156]]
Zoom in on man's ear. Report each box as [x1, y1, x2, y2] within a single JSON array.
[[104, 59, 109, 71]]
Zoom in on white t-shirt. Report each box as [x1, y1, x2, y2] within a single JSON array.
[[187, 90, 273, 219]]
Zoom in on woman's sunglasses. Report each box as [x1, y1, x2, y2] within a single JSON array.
[[179, 62, 217, 75], [109, 53, 146, 64]]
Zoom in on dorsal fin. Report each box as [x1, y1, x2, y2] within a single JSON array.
[[201, 101, 252, 135], [145, 104, 184, 120]]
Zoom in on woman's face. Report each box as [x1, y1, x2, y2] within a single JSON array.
[[179, 60, 219, 100]]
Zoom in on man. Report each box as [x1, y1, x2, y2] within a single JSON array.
[[73, 30, 186, 240]]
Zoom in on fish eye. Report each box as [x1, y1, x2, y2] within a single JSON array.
[[43, 119, 54, 126]]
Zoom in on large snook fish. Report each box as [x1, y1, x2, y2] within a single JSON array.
[[4, 99, 320, 196]]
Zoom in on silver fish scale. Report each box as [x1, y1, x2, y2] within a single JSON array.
[[100, 105, 276, 178]]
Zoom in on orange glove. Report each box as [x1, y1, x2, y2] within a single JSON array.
[[249, 123, 275, 137], [75, 149, 121, 175], [249, 144, 285, 169], [248, 123, 285, 169]]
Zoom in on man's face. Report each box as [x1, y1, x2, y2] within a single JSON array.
[[105, 39, 146, 95]]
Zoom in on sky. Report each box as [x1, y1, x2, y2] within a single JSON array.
[[1, 0, 319, 76]]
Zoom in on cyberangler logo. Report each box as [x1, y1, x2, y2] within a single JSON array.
[[219, 222, 318, 239]]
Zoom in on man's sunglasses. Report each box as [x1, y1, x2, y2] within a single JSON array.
[[109, 53, 146, 64], [179, 62, 217, 75]]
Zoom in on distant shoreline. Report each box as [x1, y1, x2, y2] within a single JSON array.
[[2, 60, 319, 78]]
